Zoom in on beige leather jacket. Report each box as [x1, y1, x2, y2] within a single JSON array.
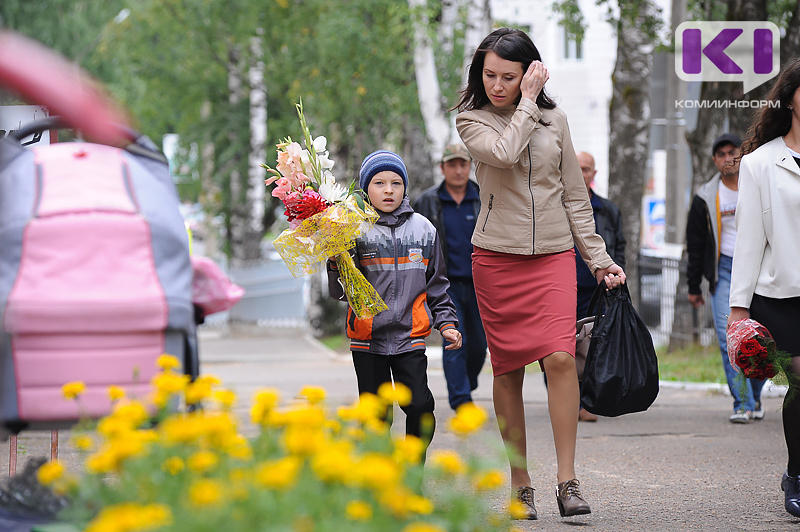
[[456, 98, 613, 274]]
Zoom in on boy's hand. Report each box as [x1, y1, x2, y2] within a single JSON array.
[[442, 328, 462, 350]]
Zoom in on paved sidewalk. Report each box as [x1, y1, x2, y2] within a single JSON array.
[[2, 325, 796, 531]]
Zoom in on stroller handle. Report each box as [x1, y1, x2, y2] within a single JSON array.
[[10, 116, 136, 143], [10, 116, 167, 163]]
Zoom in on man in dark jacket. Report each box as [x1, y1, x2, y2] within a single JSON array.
[[574, 151, 626, 422], [685, 133, 764, 424], [413, 144, 487, 411]]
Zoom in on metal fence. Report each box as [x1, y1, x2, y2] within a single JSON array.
[[637, 252, 715, 348]]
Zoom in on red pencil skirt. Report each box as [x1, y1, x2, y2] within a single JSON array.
[[472, 246, 577, 376]]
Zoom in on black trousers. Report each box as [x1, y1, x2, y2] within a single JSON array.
[[751, 294, 800, 475], [351, 349, 435, 441]]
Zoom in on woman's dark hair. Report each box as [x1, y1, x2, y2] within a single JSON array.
[[454, 27, 556, 113], [742, 57, 800, 156]]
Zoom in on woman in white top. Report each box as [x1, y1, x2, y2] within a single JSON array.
[[728, 57, 800, 519]]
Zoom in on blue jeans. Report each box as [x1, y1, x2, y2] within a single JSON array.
[[443, 279, 488, 410], [712, 254, 764, 412]]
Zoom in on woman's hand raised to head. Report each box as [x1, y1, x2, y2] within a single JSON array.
[[595, 263, 626, 289], [520, 61, 549, 102]]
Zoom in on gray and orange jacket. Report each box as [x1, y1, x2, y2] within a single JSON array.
[[327, 197, 458, 355]]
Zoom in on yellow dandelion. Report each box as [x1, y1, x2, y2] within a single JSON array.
[[357, 85, 367, 96], [36, 460, 64, 486], [111, 401, 149, 428], [70, 434, 93, 451], [254, 456, 301, 490], [189, 479, 224, 507], [251, 388, 281, 424], [345, 500, 372, 521], [151, 372, 190, 395], [187, 450, 218, 473], [354, 454, 401, 489], [61, 381, 85, 400], [393, 435, 425, 465], [213, 389, 237, 409], [310, 442, 355, 483], [298, 385, 326, 404], [448, 402, 488, 436], [107, 385, 125, 402], [378, 382, 412, 406], [405, 494, 434, 515], [429, 450, 466, 475], [473, 469, 505, 491], [401, 522, 446, 532], [509, 500, 529, 520], [84, 503, 172, 532], [184, 381, 213, 405], [162, 456, 184, 475], [157, 354, 181, 372]]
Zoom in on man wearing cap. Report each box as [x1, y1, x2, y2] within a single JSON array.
[[414, 144, 487, 411], [686, 133, 765, 424]]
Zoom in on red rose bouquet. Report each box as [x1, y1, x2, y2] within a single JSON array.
[[727, 319, 793, 387], [263, 101, 388, 319]]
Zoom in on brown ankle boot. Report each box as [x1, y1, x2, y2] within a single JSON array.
[[513, 486, 538, 520], [556, 478, 591, 517]]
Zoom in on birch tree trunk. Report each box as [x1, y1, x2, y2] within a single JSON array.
[[462, 0, 491, 75], [245, 31, 267, 260], [607, 2, 657, 306], [226, 45, 246, 261], [408, 0, 451, 166]]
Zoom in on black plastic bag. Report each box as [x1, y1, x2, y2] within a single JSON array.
[[580, 283, 659, 416]]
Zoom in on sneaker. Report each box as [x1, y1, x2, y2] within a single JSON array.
[[753, 401, 765, 420], [729, 410, 754, 424]]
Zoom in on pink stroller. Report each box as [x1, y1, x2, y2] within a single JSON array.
[[0, 31, 198, 439]]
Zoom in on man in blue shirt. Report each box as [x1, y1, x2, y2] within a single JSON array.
[[574, 151, 626, 421], [414, 144, 487, 410]]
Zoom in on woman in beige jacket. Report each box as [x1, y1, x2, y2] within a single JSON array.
[[455, 28, 625, 520]]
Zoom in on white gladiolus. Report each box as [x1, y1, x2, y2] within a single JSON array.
[[300, 149, 311, 165], [318, 153, 335, 170], [312, 136, 327, 153]]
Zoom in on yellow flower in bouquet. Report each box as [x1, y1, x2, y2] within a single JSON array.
[[264, 100, 388, 319]]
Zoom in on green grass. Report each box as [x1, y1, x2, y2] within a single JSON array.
[[656, 343, 726, 384], [321, 334, 728, 384]]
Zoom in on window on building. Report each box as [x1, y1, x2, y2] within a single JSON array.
[[563, 29, 583, 61]]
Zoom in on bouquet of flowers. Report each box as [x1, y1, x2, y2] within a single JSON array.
[[727, 318, 793, 383], [264, 101, 387, 319]]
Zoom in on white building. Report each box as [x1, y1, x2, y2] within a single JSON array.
[[492, 0, 673, 201]]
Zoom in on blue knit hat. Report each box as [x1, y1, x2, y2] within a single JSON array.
[[359, 150, 408, 192]]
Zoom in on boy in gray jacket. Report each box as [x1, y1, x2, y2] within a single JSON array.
[[328, 150, 461, 449]]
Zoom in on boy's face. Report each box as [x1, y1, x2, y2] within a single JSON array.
[[367, 171, 405, 213]]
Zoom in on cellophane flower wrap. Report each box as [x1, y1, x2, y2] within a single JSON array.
[[727, 319, 794, 394], [264, 101, 388, 319]]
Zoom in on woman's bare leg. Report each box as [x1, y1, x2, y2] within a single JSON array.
[[541, 351, 580, 483], [493, 367, 530, 488]]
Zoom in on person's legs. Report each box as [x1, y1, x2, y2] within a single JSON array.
[[540, 351, 580, 483], [712, 255, 753, 413], [442, 282, 472, 410], [463, 283, 488, 393], [352, 351, 393, 424], [493, 367, 530, 488], [389, 350, 436, 443]]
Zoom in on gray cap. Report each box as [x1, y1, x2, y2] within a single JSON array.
[[712, 133, 742, 155]]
